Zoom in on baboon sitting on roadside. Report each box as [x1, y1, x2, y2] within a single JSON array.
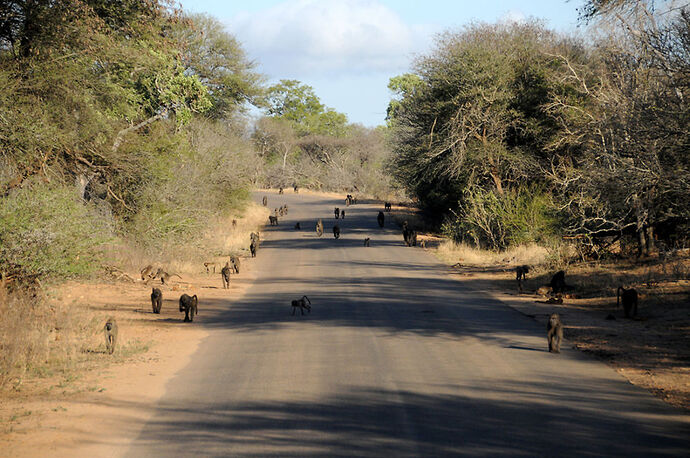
[[269, 215, 278, 226], [262, 196, 267, 206], [291, 295, 311, 315], [179, 294, 198, 322], [250, 240, 257, 257], [547, 313, 563, 353], [364, 237, 370, 247], [333, 224, 341, 239], [617, 287, 638, 318], [550, 270, 567, 294], [377, 211, 384, 228], [230, 255, 240, 274], [140, 264, 155, 281], [104, 317, 118, 354], [334, 207, 340, 219], [151, 287, 162, 314], [221, 263, 231, 289], [316, 219, 324, 237], [294, 222, 301, 230]]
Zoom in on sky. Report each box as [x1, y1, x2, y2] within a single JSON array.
[[180, 1, 585, 127]]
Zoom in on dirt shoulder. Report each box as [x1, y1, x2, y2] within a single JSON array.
[[1, 263, 262, 457]]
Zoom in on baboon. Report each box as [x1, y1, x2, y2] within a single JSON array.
[[291, 295, 311, 315], [294, 222, 301, 230], [407, 230, 417, 247], [104, 317, 118, 354], [617, 287, 638, 318], [334, 207, 340, 219], [377, 211, 384, 228], [179, 294, 198, 322], [279, 187, 284, 194], [537, 286, 553, 297], [364, 237, 370, 247], [230, 255, 241, 274], [385, 202, 392, 212], [316, 219, 324, 237], [274, 208, 279, 217], [550, 270, 567, 294], [203, 262, 218, 274], [279, 206, 284, 216], [420, 239, 426, 248], [516, 265, 529, 281], [155, 268, 181, 285], [151, 287, 162, 314], [547, 313, 563, 353], [262, 196, 268, 206], [232, 219, 237, 229], [250, 231, 260, 244], [269, 215, 278, 226], [345, 195, 352, 206], [293, 184, 299, 193], [333, 224, 341, 239], [140, 264, 155, 281], [340, 210, 345, 219], [221, 263, 231, 289], [250, 240, 257, 257]]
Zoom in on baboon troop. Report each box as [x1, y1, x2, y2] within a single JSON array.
[[377, 211, 384, 228], [204, 262, 218, 274], [179, 294, 198, 322], [547, 313, 563, 353], [333, 224, 341, 239], [151, 287, 162, 314], [316, 219, 324, 237], [291, 295, 311, 315], [140, 264, 155, 281], [364, 237, 370, 247], [294, 222, 301, 230], [550, 270, 567, 294], [104, 317, 118, 354], [384, 202, 392, 212], [279, 187, 284, 194], [334, 207, 340, 219], [230, 255, 240, 274], [269, 215, 278, 226], [617, 287, 638, 318], [262, 196, 267, 206], [221, 263, 231, 289]]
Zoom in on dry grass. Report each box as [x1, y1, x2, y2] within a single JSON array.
[[435, 240, 550, 267]]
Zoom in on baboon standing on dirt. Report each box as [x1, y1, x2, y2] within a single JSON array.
[[516, 265, 529, 292], [250, 240, 257, 257], [617, 287, 638, 318], [550, 271, 567, 294], [151, 287, 162, 314], [179, 294, 198, 322], [316, 219, 324, 237], [104, 318, 118, 354], [547, 313, 563, 353], [221, 263, 231, 289], [377, 211, 384, 228], [333, 224, 341, 239], [230, 255, 241, 274]]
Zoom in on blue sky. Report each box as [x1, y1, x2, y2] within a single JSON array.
[[181, 1, 585, 127]]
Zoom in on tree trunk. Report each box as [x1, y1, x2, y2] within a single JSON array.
[[646, 225, 656, 254]]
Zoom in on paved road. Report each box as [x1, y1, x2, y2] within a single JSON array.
[[126, 192, 689, 457]]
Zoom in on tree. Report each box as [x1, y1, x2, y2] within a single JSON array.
[[265, 79, 324, 124]]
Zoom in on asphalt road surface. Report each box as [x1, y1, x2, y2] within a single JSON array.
[[125, 191, 689, 457]]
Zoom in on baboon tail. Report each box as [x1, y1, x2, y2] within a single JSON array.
[[303, 295, 311, 305]]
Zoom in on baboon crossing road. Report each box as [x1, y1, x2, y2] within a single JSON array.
[[151, 288, 162, 314], [104, 318, 118, 354], [377, 211, 384, 228], [617, 287, 638, 318]]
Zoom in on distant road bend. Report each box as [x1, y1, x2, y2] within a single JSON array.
[[126, 191, 689, 457]]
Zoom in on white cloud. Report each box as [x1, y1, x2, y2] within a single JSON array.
[[226, 0, 430, 77], [499, 9, 527, 24]]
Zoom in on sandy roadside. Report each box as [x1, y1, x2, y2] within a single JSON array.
[[1, 247, 262, 457]]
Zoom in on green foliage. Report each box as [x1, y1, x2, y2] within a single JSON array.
[[0, 181, 108, 279], [443, 186, 557, 250]]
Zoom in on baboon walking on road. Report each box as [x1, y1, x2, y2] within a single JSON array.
[[334, 207, 340, 219], [104, 318, 118, 354], [262, 196, 267, 206], [550, 271, 567, 294], [221, 263, 231, 289], [377, 211, 384, 228], [291, 296, 311, 315], [269, 215, 278, 226], [316, 219, 324, 237], [340, 209, 345, 219], [617, 287, 638, 318], [279, 187, 284, 195], [230, 255, 241, 274], [250, 240, 257, 257], [151, 287, 162, 314], [364, 237, 370, 247], [516, 265, 529, 292], [294, 222, 301, 230], [333, 224, 341, 239], [384, 202, 392, 212], [179, 294, 198, 322], [547, 313, 563, 353]]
